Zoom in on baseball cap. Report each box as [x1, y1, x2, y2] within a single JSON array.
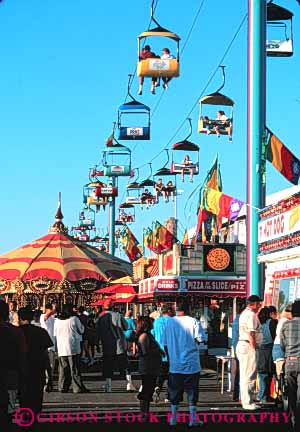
[[246, 295, 263, 304]]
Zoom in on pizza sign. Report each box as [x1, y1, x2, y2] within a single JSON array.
[[186, 279, 246, 294], [203, 245, 235, 272], [206, 248, 231, 271]]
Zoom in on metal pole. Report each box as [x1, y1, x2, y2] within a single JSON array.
[[247, 0, 266, 297], [109, 177, 116, 255]]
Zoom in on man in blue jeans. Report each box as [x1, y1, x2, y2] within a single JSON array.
[[280, 300, 300, 432], [161, 303, 206, 427], [152, 306, 171, 403]]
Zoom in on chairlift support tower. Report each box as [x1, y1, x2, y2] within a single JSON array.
[[247, 0, 266, 297]]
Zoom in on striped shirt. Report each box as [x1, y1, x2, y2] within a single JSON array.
[[280, 317, 300, 357]]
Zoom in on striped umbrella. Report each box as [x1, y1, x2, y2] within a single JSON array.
[[0, 202, 131, 285], [0, 232, 131, 282]]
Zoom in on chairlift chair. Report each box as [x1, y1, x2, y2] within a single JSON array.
[[154, 150, 177, 202], [137, 2, 180, 79], [171, 119, 200, 177], [118, 75, 151, 140], [138, 163, 156, 206], [267, 3, 294, 57], [125, 182, 143, 205], [79, 205, 95, 228], [102, 146, 132, 177], [83, 183, 109, 212], [118, 203, 136, 224], [198, 66, 234, 139]]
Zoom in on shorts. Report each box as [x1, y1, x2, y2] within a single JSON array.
[[272, 344, 285, 362], [168, 372, 200, 405]]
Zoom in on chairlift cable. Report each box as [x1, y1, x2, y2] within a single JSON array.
[[118, 0, 207, 179], [164, 13, 247, 149], [97, 9, 246, 232], [131, 0, 209, 170], [151, 0, 206, 118], [124, 0, 160, 104], [133, 12, 247, 173]]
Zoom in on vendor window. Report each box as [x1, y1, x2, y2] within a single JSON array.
[[276, 277, 297, 313]]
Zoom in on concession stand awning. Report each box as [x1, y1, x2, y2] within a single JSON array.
[[138, 275, 247, 301]]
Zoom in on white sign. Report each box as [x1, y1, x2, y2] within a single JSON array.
[[156, 278, 179, 291], [258, 206, 300, 244], [126, 196, 141, 205], [149, 59, 170, 71], [111, 166, 125, 173], [126, 127, 143, 136], [101, 187, 113, 194], [266, 39, 293, 55]]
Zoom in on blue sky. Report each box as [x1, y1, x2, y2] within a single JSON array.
[[0, 0, 299, 256]]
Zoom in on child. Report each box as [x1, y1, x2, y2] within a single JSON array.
[[160, 48, 175, 89]]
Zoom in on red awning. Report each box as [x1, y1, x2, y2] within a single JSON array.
[[91, 295, 136, 305], [91, 299, 105, 306], [137, 291, 246, 302], [112, 294, 136, 304], [95, 284, 136, 294]]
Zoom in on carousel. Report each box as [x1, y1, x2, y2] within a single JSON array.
[[0, 203, 132, 308]]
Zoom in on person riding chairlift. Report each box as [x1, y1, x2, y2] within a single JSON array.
[[165, 180, 176, 202], [127, 212, 134, 223], [207, 110, 232, 142], [160, 48, 175, 90], [181, 155, 194, 183], [138, 45, 159, 95], [155, 178, 167, 203], [141, 189, 154, 209]]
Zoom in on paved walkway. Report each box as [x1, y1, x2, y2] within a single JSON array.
[[12, 361, 290, 432], [42, 369, 240, 412]]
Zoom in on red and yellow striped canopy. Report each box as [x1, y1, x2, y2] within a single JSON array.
[[0, 233, 131, 282]]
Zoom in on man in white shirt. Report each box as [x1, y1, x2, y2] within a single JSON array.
[[236, 295, 262, 410], [54, 304, 89, 393], [161, 303, 206, 427], [40, 303, 56, 392]]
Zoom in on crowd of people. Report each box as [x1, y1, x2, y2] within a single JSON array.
[[0, 298, 207, 428], [1, 295, 300, 430], [233, 295, 300, 431]]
